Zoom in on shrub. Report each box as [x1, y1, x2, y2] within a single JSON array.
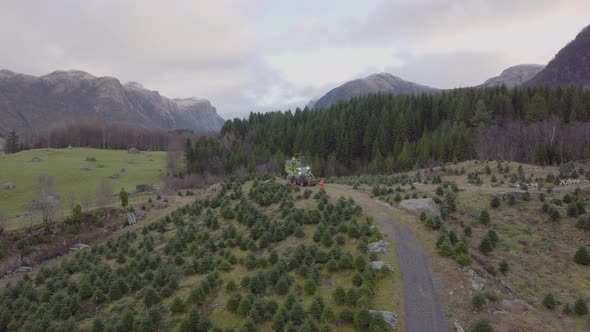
[[487, 230, 499, 247], [463, 226, 472, 237], [499, 259, 509, 275], [304, 279, 317, 295], [455, 253, 472, 266], [339, 309, 354, 323], [354, 307, 372, 327], [543, 294, 557, 309], [472, 319, 494, 332], [170, 297, 185, 314], [479, 210, 490, 225], [479, 237, 493, 254], [143, 287, 160, 308], [332, 287, 346, 304], [574, 247, 590, 265], [472, 293, 487, 310], [508, 195, 516, 206], [490, 196, 500, 209], [574, 298, 588, 316], [567, 203, 579, 218], [548, 207, 560, 221]]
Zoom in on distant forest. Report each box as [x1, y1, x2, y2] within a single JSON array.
[[184, 85, 590, 177]]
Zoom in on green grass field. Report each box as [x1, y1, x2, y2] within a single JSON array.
[[0, 148, 165, 229]]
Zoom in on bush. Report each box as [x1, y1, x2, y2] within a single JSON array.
[[548, 207, 560, 221], [354, 307, 372, 327], [170, 297, 185, 314], [332, 287, 346, 304], [542, 294, 557, 309], [479, 210, 490, 225], [455, 253, 472, 266], [499, 259, 509, 275], [479, 237, 493, 254], [574, 247, 590, 265], [567, 203, 579, 218], [472, 319, 494, 332], [463, 226, 472, 237], [472, 293, 487, 310], [490, 196, 500, 209], [574, 298, 588, 316], [339, 309, 354, 323], [508, 195, 516, 206]]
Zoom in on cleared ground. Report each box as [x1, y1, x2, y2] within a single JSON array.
[[0, 148, 165, 229]]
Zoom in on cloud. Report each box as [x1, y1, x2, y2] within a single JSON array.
[[0, 0, 589, 118]]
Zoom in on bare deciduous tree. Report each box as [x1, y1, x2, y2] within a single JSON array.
[[30, 174, 60, 227], [97, 178, 114, 208]]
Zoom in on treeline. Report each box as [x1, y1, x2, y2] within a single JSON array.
[[16, 118, 199, 152], [185, 85, 590, 177]]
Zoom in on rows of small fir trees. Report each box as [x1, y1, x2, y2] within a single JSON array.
[[0, 176, 395, 331]]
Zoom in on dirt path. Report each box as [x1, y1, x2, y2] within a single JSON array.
[[324, 184, 448, 332]]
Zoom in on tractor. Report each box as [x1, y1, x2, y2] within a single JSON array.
[[285, 156, 321, 186]]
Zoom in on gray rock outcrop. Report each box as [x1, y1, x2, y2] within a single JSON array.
[[367, 240, 388, 253], [369, 310, 398, 329], [399, 198, 441, 219], [370, 261, 395, 272]]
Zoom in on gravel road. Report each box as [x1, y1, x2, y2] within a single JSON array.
[[325, 184, 448, 332]]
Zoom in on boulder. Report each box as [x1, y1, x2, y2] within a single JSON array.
[[367, 240, 388, 253], [96, 163, 105, 168], [464, 267, 486, 291], [67, 145, 73, 150], [136, 184, 154, 193], [399, 198, 441, 219], [15, 212, 32, 218], [368, 310, 398, 329], [3, 182, 15, 189], [120, 167, 126, 173], [16, 266, 32, 273], [109, 173, 120, 179], [128, 147, 140, 154], [370, 261, 395, 272], [454, 320, 465, 332], [69, 243, 89, 252], [30, 157, 42, 162], [81, 166, 92, 171], [85, 156, 97, 162]]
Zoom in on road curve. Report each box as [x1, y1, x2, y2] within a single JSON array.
[[324, 184, 448, 332]]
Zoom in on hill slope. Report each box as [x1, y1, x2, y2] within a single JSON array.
[[480, 64, 544, 87], [313, 73, 438, 109], [526, 25, 590, 86], [0, 70, 225, 136]]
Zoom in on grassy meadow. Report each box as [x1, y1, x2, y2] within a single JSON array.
[[0, 148, 166, 229]]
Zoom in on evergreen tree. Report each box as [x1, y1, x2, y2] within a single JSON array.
[[574, 247, 590, 265], [3, 130, 19, 154], [119, 188, 129, 208], [574, 298, 588, 316]]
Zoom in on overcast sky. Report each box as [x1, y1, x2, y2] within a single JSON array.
[[1, 0, 589, 118]]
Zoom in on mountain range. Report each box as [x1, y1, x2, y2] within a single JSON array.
[[526, 25, 590, 87], [0, 70, 224, 137], [310, 24, 590, 109], [479, 64, 545, 88], [312, 73, 438, 109]]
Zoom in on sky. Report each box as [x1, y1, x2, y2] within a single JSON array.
[[1, 0, 589, 119]]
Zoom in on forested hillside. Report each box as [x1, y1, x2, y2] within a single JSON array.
[[184, 86, 590, 177]]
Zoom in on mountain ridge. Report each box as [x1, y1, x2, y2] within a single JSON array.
[[480, 64, 545, 87], [312, 72, 438, 109], [526, 25, 590, 87], [0, 69, 224, 136]]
